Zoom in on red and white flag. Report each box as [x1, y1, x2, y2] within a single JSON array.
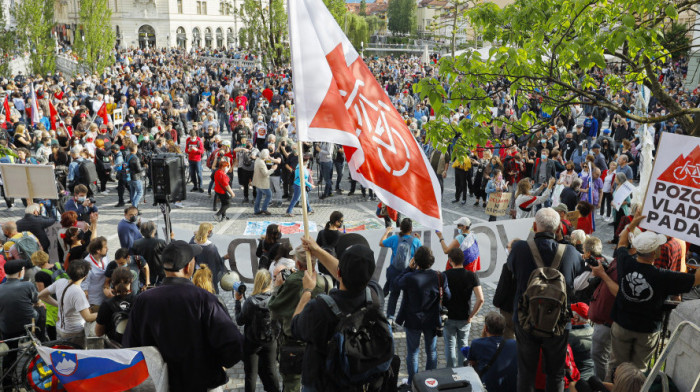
[[289, 0, 443, 230]]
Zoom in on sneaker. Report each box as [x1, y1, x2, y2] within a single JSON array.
[[173, 202, 184, 209], [335, 189, 343, 194], [102, 189, 110, 194], [284, 213, 294, 217], [198, 188, 204, 193], [461, 200, 466, 205], [241, 198, 249, 204], [254, 211, 262, 215], [451, 199, 459, 203], [262, 211, 271, 216], [473, 201, 479, 206], [347, 191, 355, 196], [190, 187, 198, 192], [213, 213, 222, 222]]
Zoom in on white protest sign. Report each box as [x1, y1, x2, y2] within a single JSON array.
[[171, 218, 535, 287], [640, 133, 700, 245], [611, 180, 636, 210], [112, 108, 124, 126]]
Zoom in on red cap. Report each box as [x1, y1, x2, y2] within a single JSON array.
[[571, 302, 589, 319]]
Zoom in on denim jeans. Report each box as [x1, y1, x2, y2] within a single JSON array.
[[333, 161, 344, 190], [444, 319, 471, 368], [383, 265, 402, 319], [286, 184, 311, 214], [189, 160, 203, 189], [320, 161, 333, 197], [129, 180, 144, 207], [405, 327, 437, 384], [254, 188, 272, 213]]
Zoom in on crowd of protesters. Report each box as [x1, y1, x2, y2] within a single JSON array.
[[0, 46, 698, 392]]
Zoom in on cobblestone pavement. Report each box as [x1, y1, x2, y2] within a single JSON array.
[[0, 156, 619, 391]]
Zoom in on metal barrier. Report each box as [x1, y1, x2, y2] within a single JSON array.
[[642, 320, 700, 392], [198, 56, 261, 68]]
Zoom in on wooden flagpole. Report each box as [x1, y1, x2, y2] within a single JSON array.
[[296, 137, 313, 272]]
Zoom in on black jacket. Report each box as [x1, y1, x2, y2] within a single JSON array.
[[123, 277, 243, 392], [131, 237, 167, 285], [16, 214, 55, 252]]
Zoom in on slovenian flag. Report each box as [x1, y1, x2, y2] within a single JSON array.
[[37, 347, 149, 392], [458, 233, 481, 273]]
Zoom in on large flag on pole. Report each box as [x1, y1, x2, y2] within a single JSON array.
[[30, 84, 41, 125], [48, 100, 58, 130], [97, 102, 110, 125], [3, 95, 11, 123], [288, 0, 443, 230]]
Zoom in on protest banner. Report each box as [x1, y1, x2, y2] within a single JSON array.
[[0, 164, 58, 199], [485, 192, 512, 217], [612, 180, 635, 210], [172, 218, 534, 287], [551, 184, 565, 207], [641, 133, 700, 245]]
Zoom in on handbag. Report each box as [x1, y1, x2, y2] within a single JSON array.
[[278, 344, 305, 375]]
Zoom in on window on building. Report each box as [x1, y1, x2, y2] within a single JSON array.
[[177, 0, 183, 13], [196, 1, 201, 14], [219, 1, 224, 14], [202, 1, 207, 14]]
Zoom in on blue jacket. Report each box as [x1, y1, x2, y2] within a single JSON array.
[[117, 219, 143, 250], [583, 117, 599, 137], [394, 268, 451, 331]]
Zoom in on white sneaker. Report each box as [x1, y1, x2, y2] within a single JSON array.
[[102, 189, 110, 194]]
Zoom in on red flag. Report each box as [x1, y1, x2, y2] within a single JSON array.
[[48, 100, 58, 130], [289, 0, 443, 230], [97, 103, 109, 124], [54, 91, 64, 100], [3, 96, 10, 123]]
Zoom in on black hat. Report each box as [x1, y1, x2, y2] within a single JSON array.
[[336, 234, 375, 293], [162, 240, 202, 272], [4, 259, 29, 275]]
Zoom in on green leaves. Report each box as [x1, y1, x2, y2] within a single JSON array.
[[418, 0, 700, 159], [664, 4, 677, 19]]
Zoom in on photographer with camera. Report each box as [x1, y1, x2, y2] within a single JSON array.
[[394, 246, 450, 386], [63, 184, 98, 224], [268, 245, 332, 392]]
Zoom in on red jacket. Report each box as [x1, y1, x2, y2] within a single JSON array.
[[186, 137, 204, 162]]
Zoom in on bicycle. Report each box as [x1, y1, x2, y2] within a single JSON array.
[[0, 324, 82, 392], [672, 160, 700, 185]]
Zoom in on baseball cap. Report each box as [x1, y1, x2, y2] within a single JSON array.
[[592, 144, 601, 149], [4, 259, 29, 275], [602, 129, 611, 134], [571, 302, 589, 319], [454, 217, 472, 227], [553, 204, 568, 213], [162, 240, 202, 271], [631, 231, 667, 254]]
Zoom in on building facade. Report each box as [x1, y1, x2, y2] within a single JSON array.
[[54, 0, 242, 50]]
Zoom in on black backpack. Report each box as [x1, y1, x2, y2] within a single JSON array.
[[78, 160, 98, 184], [318, 288, 394, 391], [110, 298, 133, 343], [249, 295, 274, 343]]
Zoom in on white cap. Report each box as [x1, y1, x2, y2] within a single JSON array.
[[631, 231, 667, 254], [453, 217, 472, 227]]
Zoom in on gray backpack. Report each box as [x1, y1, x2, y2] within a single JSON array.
[[517, 239, 569, 337]]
